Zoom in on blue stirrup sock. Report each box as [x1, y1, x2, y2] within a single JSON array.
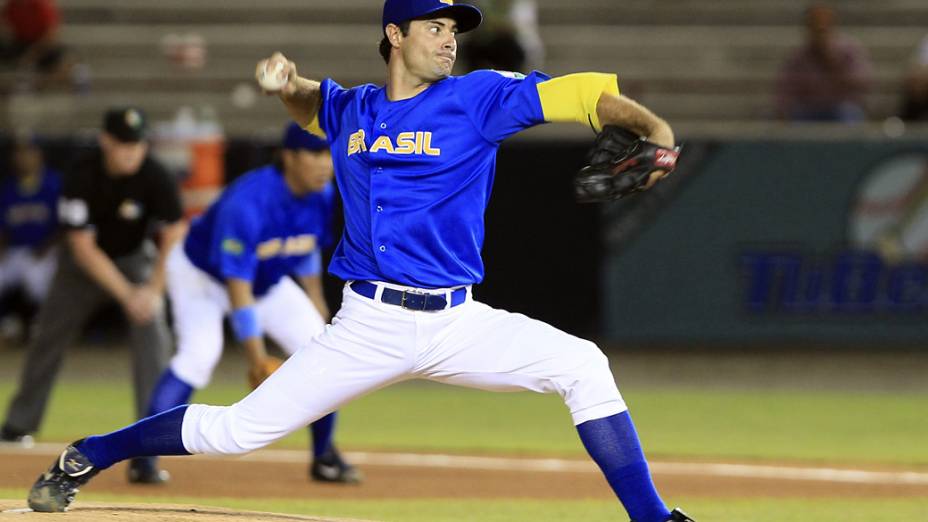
[[146, 369, 194, 417], [310, 412, 337, 457], [76, 405, 191, 470], [576, 411, 671, 522]]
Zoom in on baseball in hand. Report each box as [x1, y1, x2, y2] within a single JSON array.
[[259, 61, 288, 91]]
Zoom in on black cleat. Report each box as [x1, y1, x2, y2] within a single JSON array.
[[127, 457, 170, 484], [668, 508, 696, 522], [0, 425, 34, 449], [27, 440, 100, 512], [310, 447, 363, 484]]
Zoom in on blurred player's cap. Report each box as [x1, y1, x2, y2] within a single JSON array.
[[283, 122, 328, 151], [103, 106, 147, 143], [382, 0, 482, 34]]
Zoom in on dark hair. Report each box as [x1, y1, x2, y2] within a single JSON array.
[[378, 20, 411, 64]]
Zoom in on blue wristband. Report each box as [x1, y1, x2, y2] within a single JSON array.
[[230, 306, 261, 342], [294, 250, 322, 277]]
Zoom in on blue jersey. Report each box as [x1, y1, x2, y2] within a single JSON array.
[[315, 70, 550, 288], [184, 165, 335, 297], [0, 168, 61, 248]]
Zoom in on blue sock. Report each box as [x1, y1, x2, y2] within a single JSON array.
[[76, 405, 191, 470], [146, 369, 194, 417], [576, 411, 670, 522], [310, 412, 337, 457]]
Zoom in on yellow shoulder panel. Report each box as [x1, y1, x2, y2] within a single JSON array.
[[536, 73, 620, 131], [303, 113, 327, 140]]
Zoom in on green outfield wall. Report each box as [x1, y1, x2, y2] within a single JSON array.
[[602, 140, 928, 345]]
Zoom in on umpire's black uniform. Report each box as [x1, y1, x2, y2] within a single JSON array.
[[2, 109, 182, 446]]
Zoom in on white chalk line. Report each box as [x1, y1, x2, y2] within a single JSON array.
[[3, 442, 927, 486]]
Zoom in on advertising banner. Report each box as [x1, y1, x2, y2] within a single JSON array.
[[603, 140, 928, 344]]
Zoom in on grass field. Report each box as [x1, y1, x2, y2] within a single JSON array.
[[1, 347, 926, 521], [2, 380, 926, 465]]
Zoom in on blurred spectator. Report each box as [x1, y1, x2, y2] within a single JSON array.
[[899, 35, 928, 122], [775, 4, 872, 123], [1, 0, 89, 93], [1, 0, 60, 67], [0, 134, 61, 344], [462, 0, 544, 73], [0, 108, 184, 485]]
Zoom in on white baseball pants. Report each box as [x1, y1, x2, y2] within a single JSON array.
[[165, 244, 325, 389], [181, 281, 626, 455], [0, 247, 57, 302]]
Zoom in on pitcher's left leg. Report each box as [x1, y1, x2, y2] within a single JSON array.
[[418, 300, 682, 522], [418, 300, 625, 422]]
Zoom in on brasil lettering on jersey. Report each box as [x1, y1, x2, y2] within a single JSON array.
[[347, 130, 441, 157], [221, 234, 317, 260], [256, 234, 318, 260], [4, 203, 51, 226]]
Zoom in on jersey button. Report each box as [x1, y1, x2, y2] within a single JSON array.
[[380, 123, 387, 129], [379, 245, 386, 252], [376, 205, 383, 212]]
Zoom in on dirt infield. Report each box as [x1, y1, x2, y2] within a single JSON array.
[[2, 451, 927, 503], [0, 500, 370, 521]]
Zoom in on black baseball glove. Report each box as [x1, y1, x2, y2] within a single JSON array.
[[574, 125, 681, 203]]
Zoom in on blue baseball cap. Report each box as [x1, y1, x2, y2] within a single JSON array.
[[283, 122, 328, 151], [382, 0, 482, 34]]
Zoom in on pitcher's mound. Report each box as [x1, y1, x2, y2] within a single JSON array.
[[0, 500, 374, 521]]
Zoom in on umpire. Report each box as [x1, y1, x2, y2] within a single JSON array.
[[0, 107, 185, 484]]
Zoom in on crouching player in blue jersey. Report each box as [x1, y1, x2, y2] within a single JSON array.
[[141, 123, 360, 484], [0, 136, 61, 348], [27, 1, 692, 520]]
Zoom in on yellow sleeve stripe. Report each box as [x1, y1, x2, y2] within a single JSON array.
[[303, 113, 327, 140], [536, 73, 620, 131]]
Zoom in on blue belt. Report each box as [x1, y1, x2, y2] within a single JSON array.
[[349, 281, 468, 311]]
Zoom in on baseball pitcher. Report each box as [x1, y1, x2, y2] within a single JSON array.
[[28, 2, 691, 521]]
